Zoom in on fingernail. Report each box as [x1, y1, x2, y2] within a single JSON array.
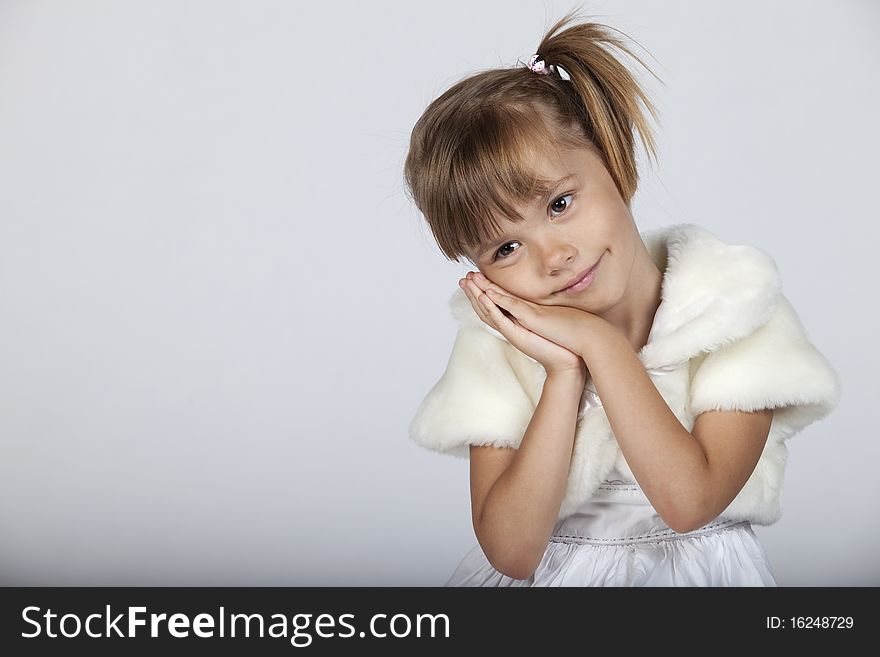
[[475, 272, 485, 280]]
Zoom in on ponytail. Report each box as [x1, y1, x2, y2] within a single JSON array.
[[532, 7, 662, 202]]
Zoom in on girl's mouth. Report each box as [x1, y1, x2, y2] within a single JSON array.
[[555, 256, 601, 295]]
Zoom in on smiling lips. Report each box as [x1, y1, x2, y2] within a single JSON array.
[[555, 257, 601, 294]]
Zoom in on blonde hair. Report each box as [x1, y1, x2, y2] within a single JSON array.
[[403, 6, 663, 264]]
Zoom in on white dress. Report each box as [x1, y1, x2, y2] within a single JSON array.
[[445, 471, 778, 587]]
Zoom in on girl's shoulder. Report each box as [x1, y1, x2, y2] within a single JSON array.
[[408, 289, 545, 459], [688, 291, 841, 436], [640, 223, 840, 430], [638, 222, 784, 371]]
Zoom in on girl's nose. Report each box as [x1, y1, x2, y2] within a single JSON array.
[[542, 242, 577, 271]]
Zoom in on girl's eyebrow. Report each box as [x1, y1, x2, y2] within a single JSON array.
[[541, 173, 577, 201], [473, 173, 578, 259]]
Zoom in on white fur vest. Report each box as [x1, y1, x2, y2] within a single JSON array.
[[409, 223, 841, 525]]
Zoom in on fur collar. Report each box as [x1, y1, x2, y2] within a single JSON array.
[[448, 223, 784, 371]]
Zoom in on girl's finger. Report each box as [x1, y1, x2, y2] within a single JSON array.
[[469, 274, 534, 318], [485, 288, 535, 324], [473, 287, 537, 348], [470, 273, 512, 299], [461, 279, 496, 328], [477, 289, 519, 334]]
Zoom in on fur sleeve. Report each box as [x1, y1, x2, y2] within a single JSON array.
[[408, 324, 536, 459], [688, 293, 841, 524], [689, 293, 840, 433]]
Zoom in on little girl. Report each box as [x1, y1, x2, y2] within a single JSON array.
[[404, 9, 841, 586]]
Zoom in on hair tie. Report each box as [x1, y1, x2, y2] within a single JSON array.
[[527, 53, 553, 75]]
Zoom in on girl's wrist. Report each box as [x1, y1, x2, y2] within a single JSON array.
[[545, 365, 587, 385], [577, 317, 621, 363]]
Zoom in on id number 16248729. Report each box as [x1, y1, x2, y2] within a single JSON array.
[[766, 616, 854, 630]]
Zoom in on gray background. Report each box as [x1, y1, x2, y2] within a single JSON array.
[[0, 0, 876, 585]]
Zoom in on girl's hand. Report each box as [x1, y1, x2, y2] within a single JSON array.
[[459, 273, 585, 376], [466, 272, 604, 358]]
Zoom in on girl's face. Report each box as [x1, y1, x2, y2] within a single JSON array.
[[467, 146, 641, 315]]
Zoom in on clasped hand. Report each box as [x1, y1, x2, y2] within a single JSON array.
[[459, 271, 607, 375]]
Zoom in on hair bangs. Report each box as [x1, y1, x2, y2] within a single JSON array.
[[441, 104, 586, 263]]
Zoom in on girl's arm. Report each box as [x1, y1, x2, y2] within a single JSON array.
[[470, 367, 585, 580], [579, 322, 773, 533]]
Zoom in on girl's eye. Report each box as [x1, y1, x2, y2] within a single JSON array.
[[550, 193, 574, 218], [493, 241, 520, 261], [492, 193, 574, 261]]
